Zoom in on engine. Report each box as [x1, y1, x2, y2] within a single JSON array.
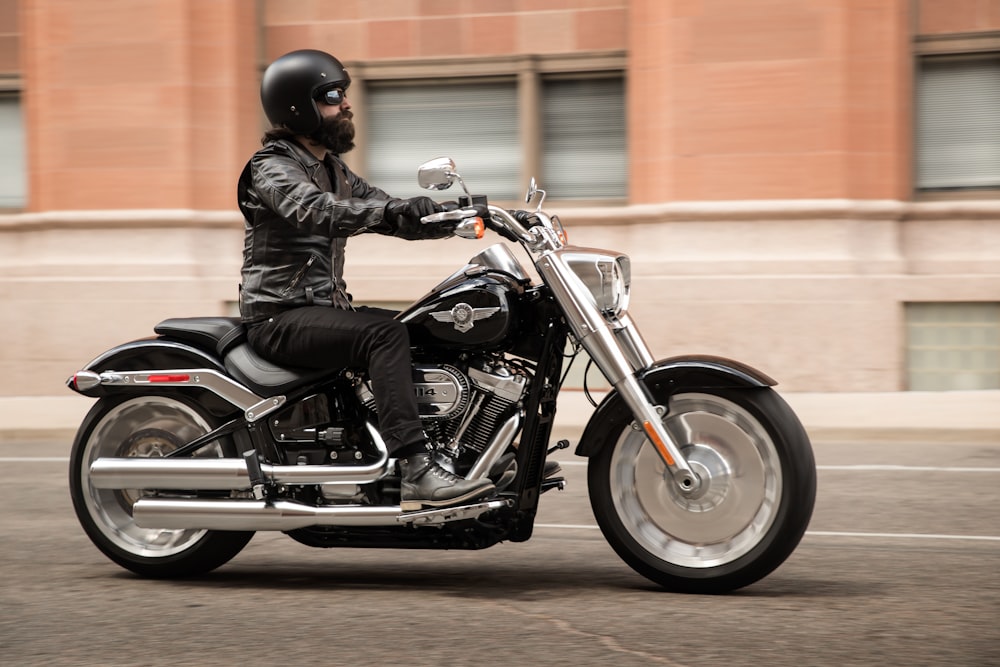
[[264, 357, 529, 507], [357, 357, 529, 470]]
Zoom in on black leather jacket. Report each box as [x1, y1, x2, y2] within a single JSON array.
[[237, 139, 397, 324]]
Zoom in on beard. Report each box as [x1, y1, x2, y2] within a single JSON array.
[[310, 111, 355, 154]]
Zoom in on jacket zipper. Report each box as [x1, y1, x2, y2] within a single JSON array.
[[281, 255, 317, 296]]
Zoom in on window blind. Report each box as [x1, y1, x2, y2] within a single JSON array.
[[0, 95, 27, 208], [366, 81, 520, 200], [542, 76, 626, 200], [917, 57, 1000, 190]]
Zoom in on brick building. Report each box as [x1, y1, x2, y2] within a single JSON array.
[[1, 0, 998, 396]]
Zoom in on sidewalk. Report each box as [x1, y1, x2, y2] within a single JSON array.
[[2, 390, 998, 446]]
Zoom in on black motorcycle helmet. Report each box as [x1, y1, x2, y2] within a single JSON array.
[[260, 49, 351, 134]]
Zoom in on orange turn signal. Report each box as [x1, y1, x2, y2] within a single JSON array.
[[471, 217, 485, 239]]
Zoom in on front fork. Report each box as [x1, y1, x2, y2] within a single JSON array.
[[589, 320, 701, 494], [537, 256, 701, 494]]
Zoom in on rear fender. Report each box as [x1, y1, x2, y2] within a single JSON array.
[[574, 354, 775, 457], [66, 339, 238, 417]]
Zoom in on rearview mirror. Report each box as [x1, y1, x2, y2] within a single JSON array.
[[417, 157, 457, 191]]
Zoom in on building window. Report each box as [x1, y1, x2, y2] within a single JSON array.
[[906, 303, 1000, 390], [542, 74, 626, 200], [366, 80, 521, 201], [916, 54, 1000, 192], [362, 66, 626, 204], [0, 93, 26, 209]]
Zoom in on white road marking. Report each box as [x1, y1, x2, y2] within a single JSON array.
[[806, 531, 1000, 542], [1, 457, 69, 462], [816, 464, 1000, 473], [534, 524, 1000, 542], [4, 458, 1000, 473], [5, 458, 1000, 476], [3, 455, 458, 463], [555, 461, 1000, 473]]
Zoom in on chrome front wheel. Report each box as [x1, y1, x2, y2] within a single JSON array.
[[588, 388, 815, 593]]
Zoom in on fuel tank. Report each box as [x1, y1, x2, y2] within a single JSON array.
[[398, 269, 524, 350]]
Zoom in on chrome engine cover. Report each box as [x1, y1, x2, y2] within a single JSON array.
[[357, 364, 469, 420]]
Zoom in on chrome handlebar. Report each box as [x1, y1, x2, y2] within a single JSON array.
[[418, 204, 556, 250], [486, 206, 535, 244]]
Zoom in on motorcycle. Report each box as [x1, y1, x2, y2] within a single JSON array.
[[66, 158, 816, 593]]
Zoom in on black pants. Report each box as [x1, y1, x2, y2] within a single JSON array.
[[246, 306, 424, 454]]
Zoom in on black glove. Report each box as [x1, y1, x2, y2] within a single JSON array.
[[385, 197, 454, 240], [508, 209, 542, 228], [386, 196, 441, 225]]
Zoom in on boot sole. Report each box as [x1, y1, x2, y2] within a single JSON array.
[[400, 485, 496, 512]]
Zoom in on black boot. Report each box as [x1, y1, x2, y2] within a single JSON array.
[[399, 452, 496, 512]]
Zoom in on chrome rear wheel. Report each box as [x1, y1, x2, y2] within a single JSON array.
[[69, 394, 253, 577]]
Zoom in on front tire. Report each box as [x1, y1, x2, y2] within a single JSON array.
[[588, 388, 816, 593], [69, 394, 254, 577]]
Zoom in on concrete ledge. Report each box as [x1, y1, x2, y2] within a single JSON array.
[[550, 199, 1000, 225], [781, 390, 1000, 444], [3, 390, 998, 446]]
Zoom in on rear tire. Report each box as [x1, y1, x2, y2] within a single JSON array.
[[588, 387, 816, 593], [69, 394, 254, 578]]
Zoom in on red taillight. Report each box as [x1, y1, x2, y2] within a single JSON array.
[[147, 374, 191, 383], [70, 371, 102, 391]]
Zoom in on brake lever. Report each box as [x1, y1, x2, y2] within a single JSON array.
[[419, 208, 480, 224]]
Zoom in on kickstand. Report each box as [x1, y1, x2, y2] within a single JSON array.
[[243, 450, 271, 501]]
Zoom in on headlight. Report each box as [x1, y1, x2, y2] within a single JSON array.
[[561, 250, 631, 316]]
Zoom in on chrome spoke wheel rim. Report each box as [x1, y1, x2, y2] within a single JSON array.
[[81, 397, 222, 558], [609, 392, 782, 568]]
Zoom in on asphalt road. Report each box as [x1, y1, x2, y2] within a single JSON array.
[[1, 437, 998, 667]]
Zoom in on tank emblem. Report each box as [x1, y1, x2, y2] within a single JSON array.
[[430, 303, 499, 333]]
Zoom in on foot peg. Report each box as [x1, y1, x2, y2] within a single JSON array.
[[547, 439, 570, 455], [397, 498, 512, 526]]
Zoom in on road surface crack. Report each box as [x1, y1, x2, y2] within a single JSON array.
[[482, 599, 689, 666]]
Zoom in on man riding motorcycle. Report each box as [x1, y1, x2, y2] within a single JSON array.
[[238, 49, 495, 510]]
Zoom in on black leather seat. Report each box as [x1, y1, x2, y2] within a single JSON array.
[[154, 317, 247, 357], [154, 317, 333, 397]]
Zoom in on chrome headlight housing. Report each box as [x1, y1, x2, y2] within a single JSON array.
[[560, 250, 631, 317]]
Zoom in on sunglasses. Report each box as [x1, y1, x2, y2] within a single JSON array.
[[316, 87, 347, 106]]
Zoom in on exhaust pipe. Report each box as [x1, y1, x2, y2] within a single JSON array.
[[132, 498, 511, 531], [133, 498, 402, 531], [90, 456, 389, 490], [467, 413, 520, 480], [90, 422, 390, 490]]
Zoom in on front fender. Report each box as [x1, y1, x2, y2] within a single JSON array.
[[574, 354, 775, 457]]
